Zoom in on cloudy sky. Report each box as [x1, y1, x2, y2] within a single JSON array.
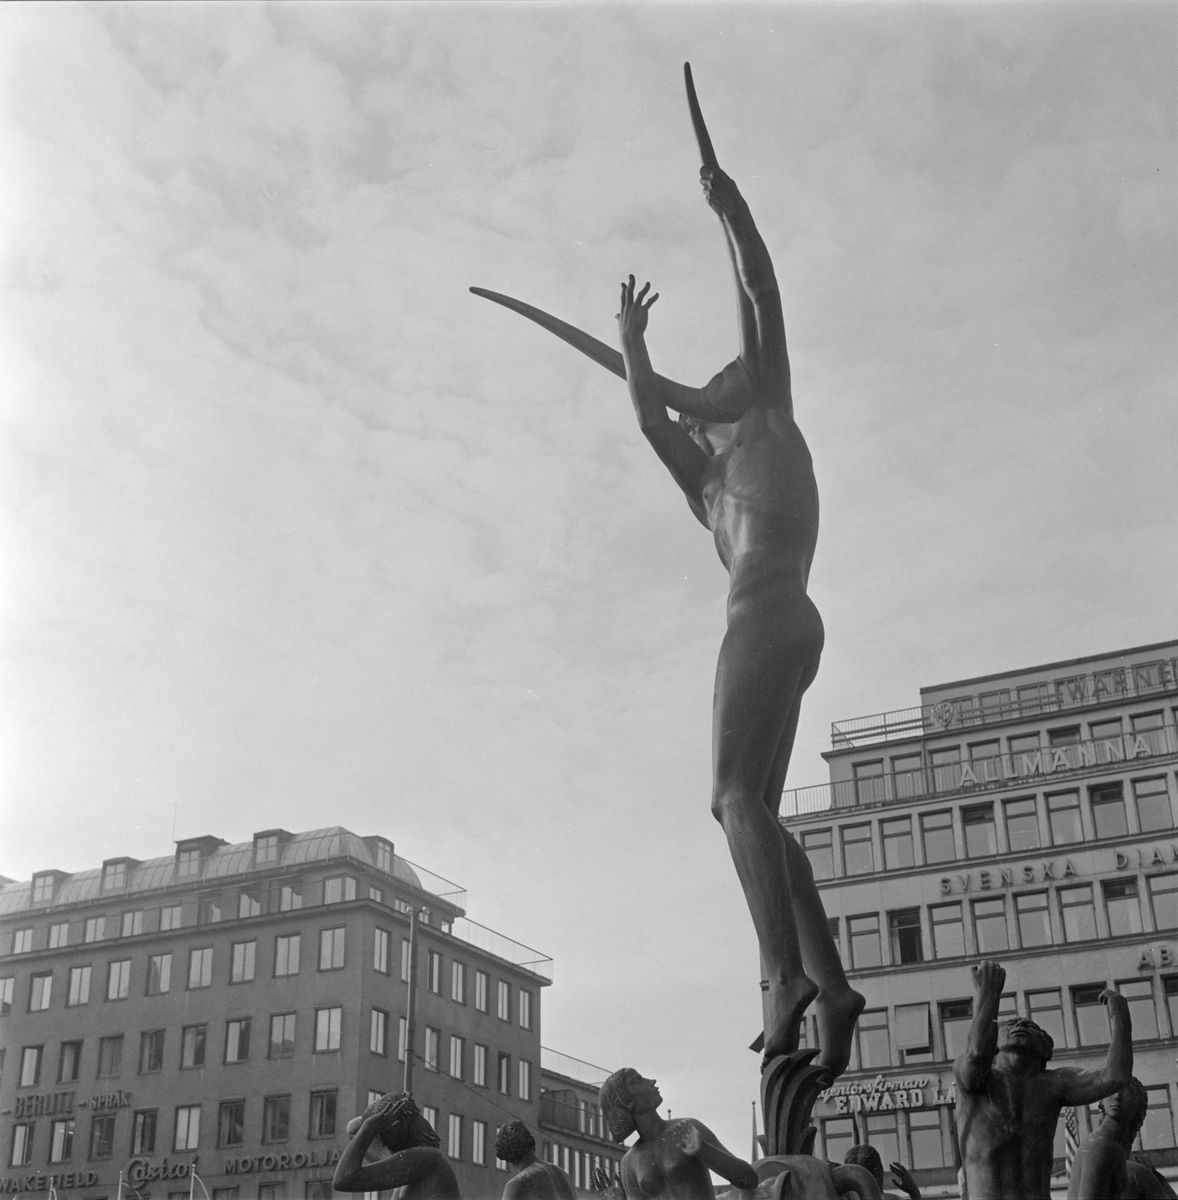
[[2, 0, 1174, 1160]]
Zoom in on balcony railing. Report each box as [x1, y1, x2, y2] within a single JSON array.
[[830, 655, 1178, 749], [449, 916, 553, 982], [782, 725, 1178, 818]]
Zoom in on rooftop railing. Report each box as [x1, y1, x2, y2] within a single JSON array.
[[541, 1047, 613, 1087], [399, 858, 467, 909], [450, 916, 553, 982], [830, 656, 1178, 749], [782, 725, 1178, 818]]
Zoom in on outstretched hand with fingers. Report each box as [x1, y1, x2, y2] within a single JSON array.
[[616, 274, 658, 344]]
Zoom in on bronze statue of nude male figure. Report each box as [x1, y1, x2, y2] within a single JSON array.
[[472, 64, 864, 1074]]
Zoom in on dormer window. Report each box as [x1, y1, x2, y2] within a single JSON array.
[[31, 873, 57, 904], [374, 839, 393, 873], [177, 848, 202, 878], [102, 861, 127, 892], [255, 835, 279, 865]]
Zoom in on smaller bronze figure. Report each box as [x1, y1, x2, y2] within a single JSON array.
[[598, 1068, 759, 1199], [1068, 1079, 1178, 1200], [333, 1093, 461, 1198], [497, 1120, 577, 1200], [955, 961, 1133, 1200], [843, 1146, 922, 1200]]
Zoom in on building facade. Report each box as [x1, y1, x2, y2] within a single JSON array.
[[782, 641, 1178, 1197], [0, 827, 552, 1199], [538, 1049, 622, 1196]]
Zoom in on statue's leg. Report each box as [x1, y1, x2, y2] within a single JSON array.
[[711, 600, 818, 1060], [758, 626, 865, 1079]]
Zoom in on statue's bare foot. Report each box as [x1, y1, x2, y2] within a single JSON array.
[[814, 986, 866, 1077], [762, 974, 819, 1061]]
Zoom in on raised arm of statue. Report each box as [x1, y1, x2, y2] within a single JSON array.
[[1056, 990, 1133, 1107], [678, 1120, 760, 1192], [955, 961, 1003, 1093]]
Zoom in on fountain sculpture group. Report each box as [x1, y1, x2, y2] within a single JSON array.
[[330, 66, 1169, 1200]]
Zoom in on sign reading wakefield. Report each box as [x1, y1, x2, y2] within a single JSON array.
[[0, 1171, 99, 1194]]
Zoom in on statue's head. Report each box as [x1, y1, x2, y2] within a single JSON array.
[[678, 414, 733, 456], [998, 1016, 1053, 1065], [348, 1093, 440, 1153], [495, 1120, 535, 1164], [843, 1145, 884, 1188], [1100, 1078, 1148, 1139], [599, 1069, 661, 1143]]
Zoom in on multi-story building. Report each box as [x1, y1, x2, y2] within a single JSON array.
[[0, 826, 552, 1199], [538, 1049, 622, 1195], [782, 640, 1178, 1198]]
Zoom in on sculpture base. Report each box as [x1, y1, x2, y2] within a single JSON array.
[[759, 1049, 832, 1159]]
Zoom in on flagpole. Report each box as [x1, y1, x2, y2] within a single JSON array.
[[117, 1171, 123, 1200]]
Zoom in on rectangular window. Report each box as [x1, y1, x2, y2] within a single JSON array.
[[1141, 1086, 1176, 1150], [474, 1043, 488, 1087], [939, 999, 972, 1061], [84, 917, 105, 943], [472, 1120, 487, 1166], [12, 927, 34, 954], [920, 811, 955, 864], [67, 965, 91, 1006], [881, 817, 914, 870], [1047, 790, 1083, 845], [263, 1095, 290, 1143], [1090, 783, 1128, 839], [853, 759, 886, 805], [269, 1013, 296, 1059], [29, 972, 52, 1011], [373, 928, 390, 974], [1134, 777, 1173, 833], [19, 1045, 42, 1087], [58, 1040, 83, 1083], [188, 947, 213, 989], [370, 1009, 388, 1055], [519, 989, 533, 1029], [930, 745, 961, 792], [1059, 884, 1098, 942], [424, 1026, 440, 1071], [972, 897, 1009, 954], [201, 896, 224, 925], [518, 1059, 532, 1101], [323, 875, 357, 904], [1103, 878, 1143, 936], [1163, 974, 1178, 1036], [90, 1113, 116, 1158], [275, 933, 300, 976], [159, 904, 182, 931], [841, 824, 874, 875], [801, 829, 834, 879], [139, 1030, 165, 1074], [132, 1109, 158, 1155], [314, 1006, 341, 1052], [475, 970, 489, 1012], [822, 1117, 855, 1165], [448, 1114, 463, 1160], [908, 1109, 945, 1167], [1003, 797, 1040, 852], [255, 833, 279, 864], [97, 1035, 123, 1078], [498, 1052, 511, 1095], [318, 927, 345, 970], [146, 953, 171, 995], [225, 1018, 251, 1063], [452, 960, 466, 1002], [1115, 978, 1160, 1040], [230, 941, 256, 983], [930, 902, 965, 958], [497, 979, 511, 1020], [180, 1023, 207, 1069], [217, 1101, 244, 1148], [895, 1003, 932, 1065], [237, 892, 261, 920], [427, 949, 442, 993], [1015, 892, 1052, 948], [121, 910, 143, 937], [887, 908, 923, 964], [0, 976, 11, 1015], [1072, 984, 1110, 1046], [449, 1035, 464, 1078], [105, 960, 130, 1001], [398, 1016, 408, 1063], [1027, 989, 1066, 1049], [865, 1113, 900, 1169], [962, 804, 996, 857], [279, 885, 302, 911], [10, 1125, 34, 1167], [892, 752, 925, 799], [855, 1010, 890, 1069], [49, 922, 69, 948], [1149, 873, 1178, 928], [309, 1090, 337, 1138], [401, 938, 412, 983], [847, 914, 881, 969]]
